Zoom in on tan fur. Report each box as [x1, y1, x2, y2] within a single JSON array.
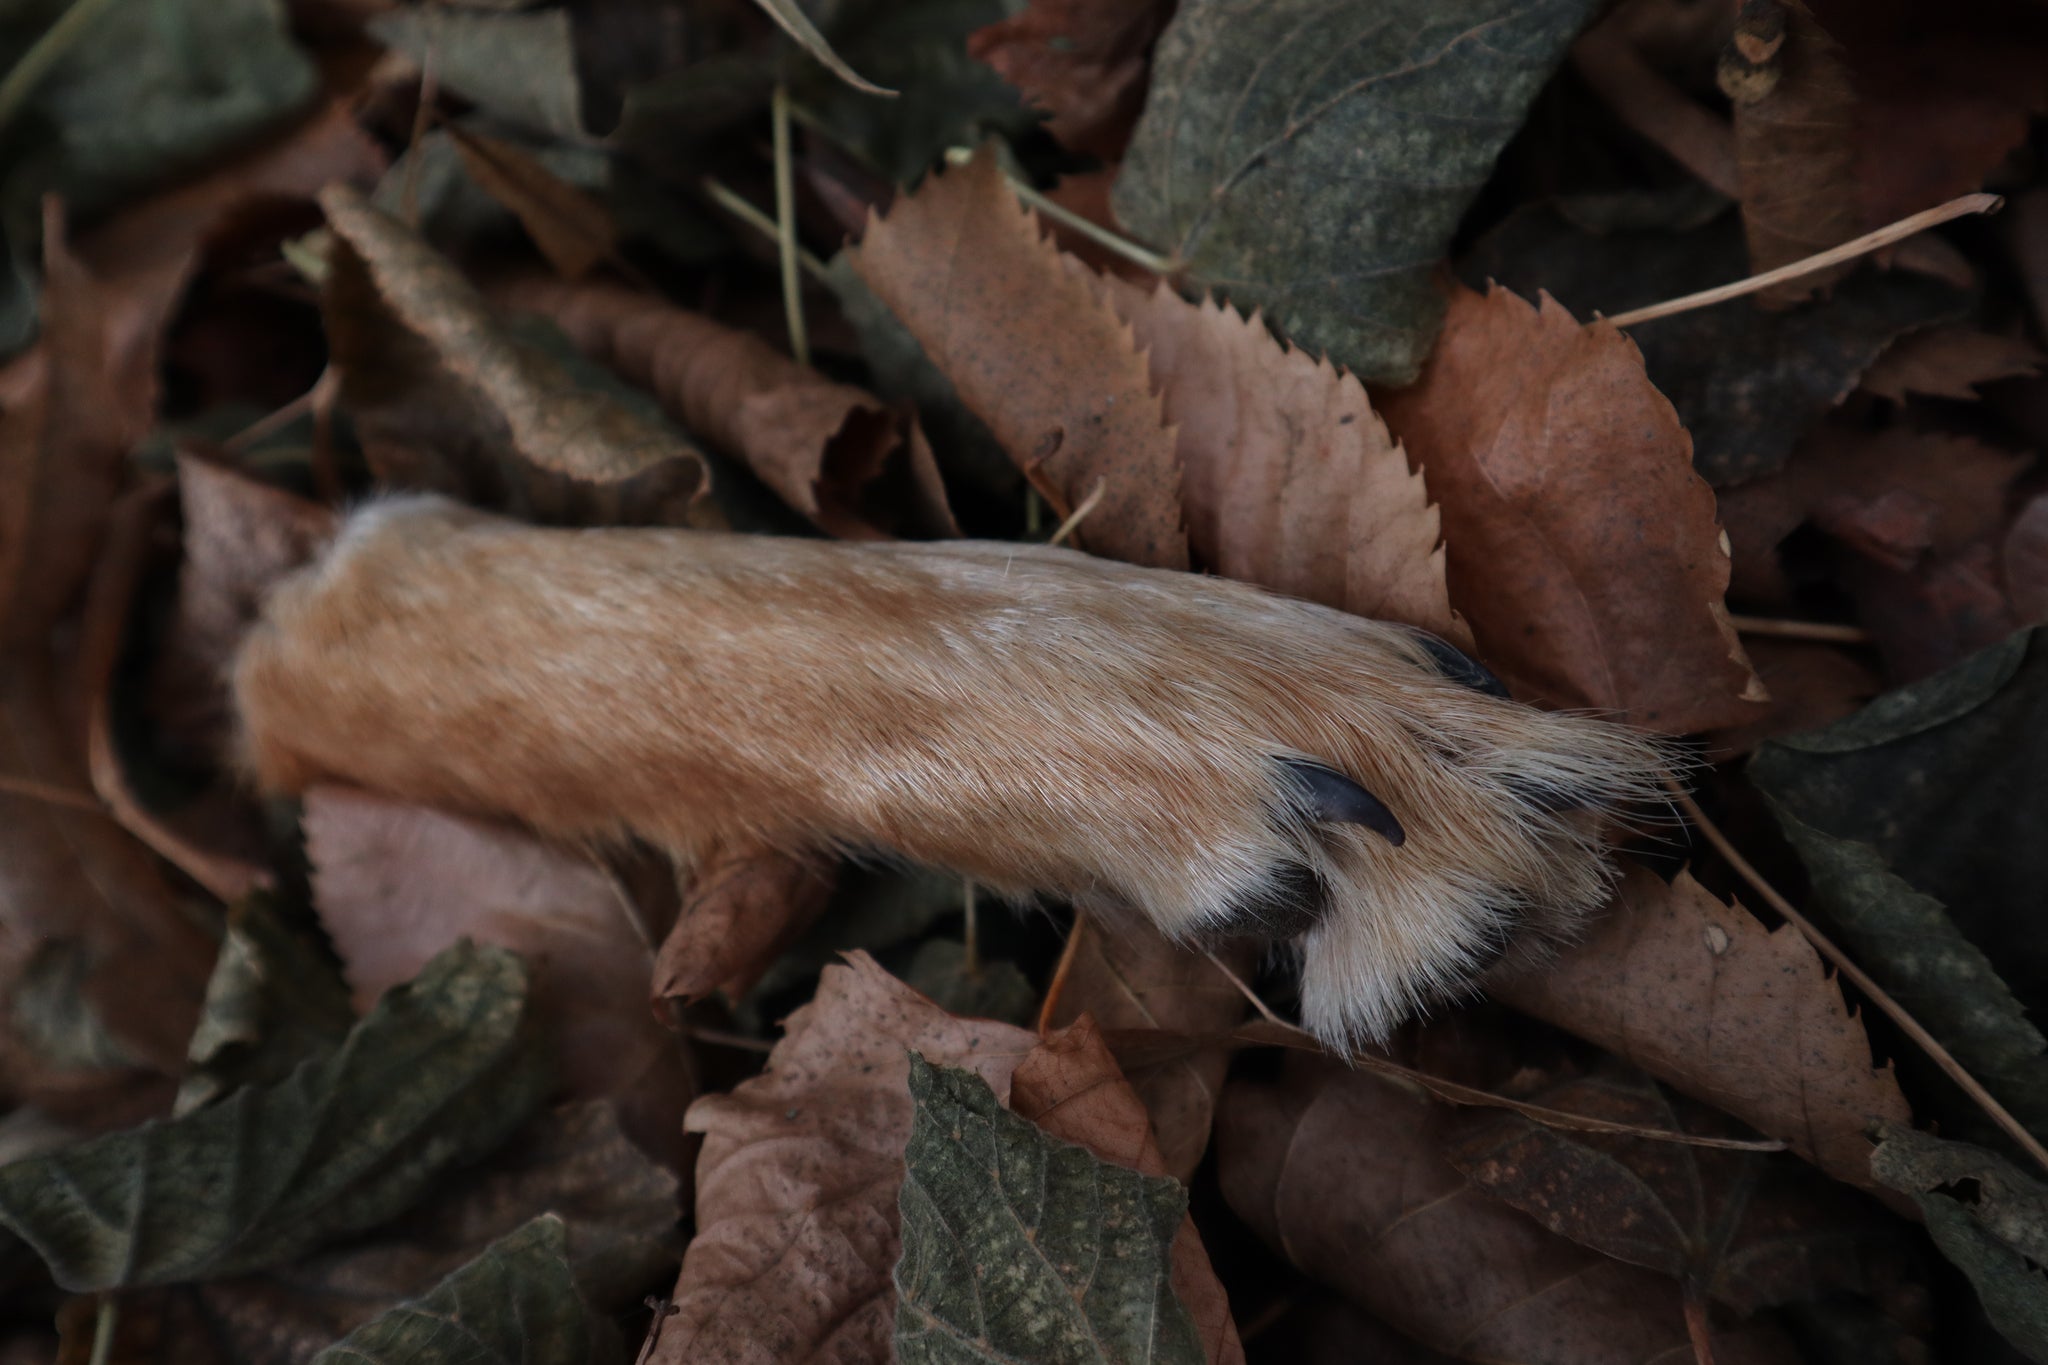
[[234, 496, 1670, 1048]]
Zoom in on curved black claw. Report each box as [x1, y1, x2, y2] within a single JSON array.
[[1281, 759, 1406, 847], [1411, 631, 1510, 699]]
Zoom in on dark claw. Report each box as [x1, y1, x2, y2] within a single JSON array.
[[1282, 759, 1406, 847], [1411, 631, 1510, 699]]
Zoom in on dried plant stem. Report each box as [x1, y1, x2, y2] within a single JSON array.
[[685, 1025, 775, 1054], [87, 1294, 118, 1365], [1727, 613, 1874, 644], [1673, 784, 2048, 1175], [398, 48, 439, 228], [700, 177, 830, 282], [225, 385, 317, 454], [1202, 947, 1788, 1152], [1047, 478, 1107, 547], [945, 146, 1176, 277], [1606, 193, 2002, 327], [0, 0, 121, 138], [1683, 1292, 1718, 1365], [771, 82, 808, 367], [0, 772, 100, 811]]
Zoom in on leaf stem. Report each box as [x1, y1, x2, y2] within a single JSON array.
[[961, 878, 980, 978], [1727, 614, 1874, 645], [1047, 478, 1106, 547], [87, 1294, 118, 1365], [1605, 193, 2002, 327], [0, 772, 101, 812], [700, 178, 830, 282], [0, 0, 122, 139], [771, 82, 808, 367], [945, 146, 1177, 277], [1673, 783, 2048, 1175]]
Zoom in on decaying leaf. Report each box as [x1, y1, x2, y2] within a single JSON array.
[[308, 1216, 593, 1365], [656, 953, 1036, 1364], [1442, 1068, 1890, 1313], [151, 453, 336, 765], [654, 843, 836, 1006], [1766, 802, 2048, 1145], [1114, 0, 1601, 384], [2009, 494, 2048, 626], [304, 786, 692, 1162], [193, 1102, 679, 1364], [370, 7, 587, 140], [1462, 205, 1967, 484], [1750, 630, 2048, 999], [847, 146, 1186, 569], [1376, 282, 1765, 730], [1218, 1054, 1802, 1364], [1870, 1123, 2048, 1362], [1009, 1018, 1244, 1365], [1489, 866, 1912, 1197], [0, 942, 551, 1291], [319, 185, 712, 525], [494, 275, 956, 538], [895, 1055, 1205, 1365], [1729, 0, 1860, 302], [448, 127, 620, 282], [1043, 918, 1251, 1182], [966, 0, 1173, 160], [1861, 324, 2045, 403], [1082, 273, 1466, 645]]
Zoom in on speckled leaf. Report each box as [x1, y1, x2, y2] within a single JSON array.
[[1114, 0, 1601, 384], [1870, 1124, 2048, 1363], [0, 942, 551, 1291], [1750, 630, 2048, 1003], [1765, 802, 2048, 1145], [310, 1215, 593, 1365], [894, 1055, 1204, 1365]]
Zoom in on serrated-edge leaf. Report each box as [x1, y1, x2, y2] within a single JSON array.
[[1870, 1124, 2048, 1362], [0, 941, 551, 1291], [1113, 0, 1601, 383], [310, 1214, 592, 1365], [1767, 801, 2048, 1143], [893, 1054, 1204, 1365]]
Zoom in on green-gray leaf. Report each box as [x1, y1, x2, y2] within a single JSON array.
[[1113, 0, 1600, 384], [310, 1215, 593, 1365], [1765, 802, 2048, 1145], [370, 7, 584, 140], [1750, 630, 2048, 1005], [893, 1054, 1203, 1365], [1870, 1124, 2048, 1363], [0, 941, 552, 1291]]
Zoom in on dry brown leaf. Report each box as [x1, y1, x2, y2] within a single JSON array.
[[1044, 917, 1251, 1182], [0, 220, 217, 1116], [966, 0, 1174, 161], [847, 146, 1186, 569], [304, 786, 694, 1165], [1376, 283, 1765, 731], [2007, 492, 2048, 625], [1729, 0, 1860, 303], [1860, 324, 2046, 404], [653, 844, 836, 1005], [492, 275, 956, 539], [1084, 273, 1466, 645], [448, 127, 618, 281], [1218, 1053, 1802, 1365], [1010, 1017, 1245, 1365], [659, 952, 1037, 1364], [1707, 638, 1880, 758], [319, 185, 713, 526], [151, 453, 337, 766], [1489, 866, 1912, 1200]]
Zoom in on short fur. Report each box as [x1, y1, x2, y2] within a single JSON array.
[[234, 496, 1671, 1049]]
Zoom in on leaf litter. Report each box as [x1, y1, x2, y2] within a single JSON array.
[[8, 2, 2048, 1361]]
